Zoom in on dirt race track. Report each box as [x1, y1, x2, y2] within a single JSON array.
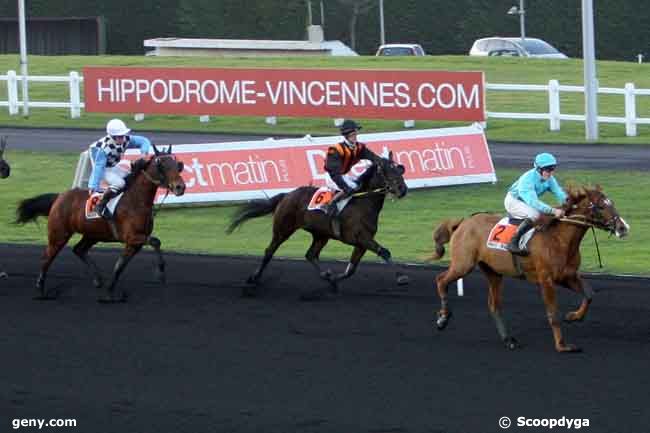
[[1, 243, 649, 433]]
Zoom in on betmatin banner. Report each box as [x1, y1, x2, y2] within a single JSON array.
[[114, 124, 496, 204], [83, 67, 486, 121]]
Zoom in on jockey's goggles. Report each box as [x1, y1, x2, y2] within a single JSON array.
[[541, 165, 556, 172], [111, 135, 126, 140]]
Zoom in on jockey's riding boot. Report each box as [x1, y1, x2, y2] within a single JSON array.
[[326, 191, 346, 238], [96, 189, 117, 220], [507, 218, 534, 256]]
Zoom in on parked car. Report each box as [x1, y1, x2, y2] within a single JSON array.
[[375, 44, 425, 56], [469, 37, 568, 59]]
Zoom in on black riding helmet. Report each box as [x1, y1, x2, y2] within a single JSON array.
[[339, 119, 361, 136]]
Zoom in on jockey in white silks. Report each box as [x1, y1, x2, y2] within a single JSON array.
[[88, 118, 151, 219]]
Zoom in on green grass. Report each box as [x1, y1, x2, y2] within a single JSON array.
[[2, 149, 647, 276], [1, 54, 650, 144]]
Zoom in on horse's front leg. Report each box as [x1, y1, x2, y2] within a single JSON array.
[[146, 236, 166, 284], [363, 239, 409, 286], [98, 243, 143, 303], [540, 278, 581, 353], [327, 246, 367, 291], [562, 274, 593, 323]]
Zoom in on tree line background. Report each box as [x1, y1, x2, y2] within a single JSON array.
[[0, 0, 647, 61]]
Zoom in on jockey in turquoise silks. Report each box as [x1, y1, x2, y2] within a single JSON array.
[[504, 152, 567, 255], [88, 119, 151, 219]]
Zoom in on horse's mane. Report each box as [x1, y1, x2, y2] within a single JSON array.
[[357, 163, 378, 190], [122, 156, 152, 192], [562, 183, 602, 210]]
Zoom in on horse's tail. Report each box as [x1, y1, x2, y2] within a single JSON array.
[[15, 193, 59, 224], [226, 193, 287, 234], [430, 217, 465, 260]]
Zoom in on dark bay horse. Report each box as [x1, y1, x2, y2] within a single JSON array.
[[15, 145, 185, 302], [431, 185, 629, 353], [0, 136, 10, 179], [227, 152, 408, 298]]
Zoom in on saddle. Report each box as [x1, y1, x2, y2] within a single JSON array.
[[307, 187, 352, 213], [85, 191, 124, 220], [486, 217, 535, 252]]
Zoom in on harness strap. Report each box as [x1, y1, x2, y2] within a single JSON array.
[[351, 187, 387, 198]]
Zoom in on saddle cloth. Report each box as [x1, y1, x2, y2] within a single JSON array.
[[486, 217, 535, 251], [307, 187, 352, 213], [85, 191, 124, 220]]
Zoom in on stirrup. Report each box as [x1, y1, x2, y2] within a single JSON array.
[[507, 242, 528, 256]]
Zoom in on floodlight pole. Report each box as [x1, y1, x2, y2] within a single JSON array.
[[518, 0, 525, 41], [379, 0, 385, 45], [18, 0, 29, 116], [582, 0, 599, 140]]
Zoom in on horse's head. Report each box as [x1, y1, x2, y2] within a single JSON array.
[[564, 185, 629, 238], [0, 136, 10, 178], [142, 144, 186, 196], [372, 151, 407, 198]]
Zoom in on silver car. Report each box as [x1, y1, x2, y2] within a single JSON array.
[[469, 37, 568, 59]]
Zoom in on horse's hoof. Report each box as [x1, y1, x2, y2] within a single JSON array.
[[92, 278, 104, 289], [435, 311, 452, 330], [97, 294, 123, 304], [319, 269, 333, 281], [0, 271, 8, 279], [241, 286, 258, 298], [564, 312, 584, 323], [246, 275, 259, 285], [396, 273, 410, 286], [556, 343, 582, 353], [503, 337, 521, 350]]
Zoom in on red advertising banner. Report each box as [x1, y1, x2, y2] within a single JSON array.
[[83, 67, 486, 121], [114, 125, 495, 204]]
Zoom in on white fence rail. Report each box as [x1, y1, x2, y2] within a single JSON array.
[[2, 70, 650, 137]]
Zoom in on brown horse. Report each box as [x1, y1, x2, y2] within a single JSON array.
[[431, 185, 629, 353], [15, 145, 185, 302], [226, 152, 408, 298]]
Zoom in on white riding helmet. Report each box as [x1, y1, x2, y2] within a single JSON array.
[[106, 118, 131, 137]]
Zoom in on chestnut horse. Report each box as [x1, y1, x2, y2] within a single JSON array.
[[226, 152, 408, 298], [15, 145, 185, 302], [431, 185, 629, 353]]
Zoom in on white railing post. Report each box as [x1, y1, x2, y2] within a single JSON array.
[[334, 118, 344, 127], [403, 120, 415, 128], [548, 79, 561, 131], [624, 82, 637, 137], [199, 115, 210, 123], [68, 71, 81, 118], [7, 70, 19, 115], [265, 116, 277, 125], [134, 113, 145, 122]]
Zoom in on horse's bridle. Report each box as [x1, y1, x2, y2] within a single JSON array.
[[562, 197, 621, 234], [142, 155, 175, 189]]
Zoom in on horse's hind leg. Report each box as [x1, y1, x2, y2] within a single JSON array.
[[479, 263, 519, 350], [36, 231, 73, 300], [561, 274, 593, 323], [72, 236, 102, 289], [146, 236, 166, 284], [247, 224, 296, 288], [305, 234, 330, 278]]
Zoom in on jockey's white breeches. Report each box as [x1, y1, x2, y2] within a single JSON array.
[[325, 172, 359, 191], [103, 165, 130, 192], [504, 192, 541, 220]]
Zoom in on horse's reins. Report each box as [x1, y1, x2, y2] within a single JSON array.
[[351, 187, 388, 198], [141, 165, 171, 217], [558, 215, 603, 268]]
